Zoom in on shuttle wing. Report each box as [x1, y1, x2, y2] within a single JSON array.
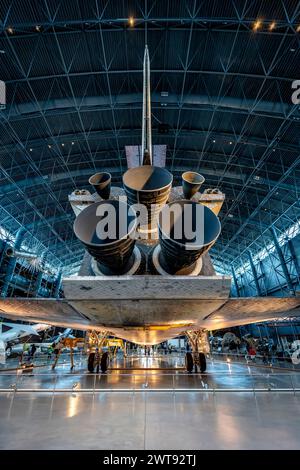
[[201, 296, 300, 330], [0, 294, 300, 344], [0, 298, 91, 331]]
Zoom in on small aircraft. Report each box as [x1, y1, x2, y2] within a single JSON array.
[[0, 321, 49, 356]]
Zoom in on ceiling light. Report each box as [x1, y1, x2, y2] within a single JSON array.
[[128, 17, 135, 27], [61, 143, 65, 147], [229, 141, 233, 145], [0, 50, 5, 54], [35, 25, 41, 32], [7, 27, 14, 34], [297, 25, 300, 32], [29, 148, 33, 152], [72, 141, 75, 145], [212, 139, 216, 143], [269, 21, 276, 31], [290, 48, 296, 52], [253, 20, 262, 31], [48, 144, 52, 149]]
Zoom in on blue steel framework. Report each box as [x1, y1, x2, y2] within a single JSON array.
[[0, 0, 299, 297]]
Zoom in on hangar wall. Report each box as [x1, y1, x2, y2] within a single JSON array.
[[232, 233, 300, 297]]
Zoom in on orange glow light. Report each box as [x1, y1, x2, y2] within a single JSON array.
[[253, 20, 262, 31], [129, 17, 135, 27], [269, 22, 276, 31]]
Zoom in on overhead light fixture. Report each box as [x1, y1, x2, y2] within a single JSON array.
[[48, 144, 51, 148], [35, 25, 41, 32], [290, 48, 296, 52], [128, 17, 135, 27], [269, 21, 276, 31], [29, 148, 33, 152], [61, 143, 65, 147], [253, 20, 262, 31], [0, 50, 5, 54], [229, 141, 233, 145], [7, 27, 14, 34], [72, 141, 75, 145], [212, 139, 216, 143], [297, 25, 300, 32]]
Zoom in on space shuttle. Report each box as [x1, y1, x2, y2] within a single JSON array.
[[0, 46, 299, 357]]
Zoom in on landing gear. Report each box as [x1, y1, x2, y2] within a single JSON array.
[[185, 329, 209, 373], [88, 352, 95, 372], [185, 352, 206, 373], [100, 352, 109, 373], [198, 352, 206, 373], [185, 352, 194, 373], [87, 351, 109, 373]]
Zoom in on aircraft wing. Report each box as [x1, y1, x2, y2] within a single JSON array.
[[1, 321, 41, 336], [201, 297, 300, 330], [0, 296, 300, 336], [0, 298, 92, 331]]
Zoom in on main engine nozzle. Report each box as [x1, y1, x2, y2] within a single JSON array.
[[123, 166, 173, 228], [74, 200, 137, 275], [89, 172, 112, 200], [182, 171, 205, 199], [155, 200, 221, 275]]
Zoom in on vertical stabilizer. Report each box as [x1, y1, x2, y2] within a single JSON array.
[[141, 45, 152, 165]]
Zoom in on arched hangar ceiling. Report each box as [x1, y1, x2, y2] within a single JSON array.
[[0, 0, 300, 274]]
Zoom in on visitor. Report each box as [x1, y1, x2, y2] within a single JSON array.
[[28, 343, 36, 362]]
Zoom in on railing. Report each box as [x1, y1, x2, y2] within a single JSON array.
[[2, 349, 299, 372], [0, 371, 299, 394], [125, 349, 300, 370], [0, 351, 86, 371], [209, 351, 300, 370]]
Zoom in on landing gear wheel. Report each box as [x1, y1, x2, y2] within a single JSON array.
[[185, 352, 194, 373], [101, 352, 109, 373], [199, 352, 206, 373], [88, 352, 95, 372]]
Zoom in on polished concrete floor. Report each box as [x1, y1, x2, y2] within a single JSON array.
[[0, 355, 300, 449]]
